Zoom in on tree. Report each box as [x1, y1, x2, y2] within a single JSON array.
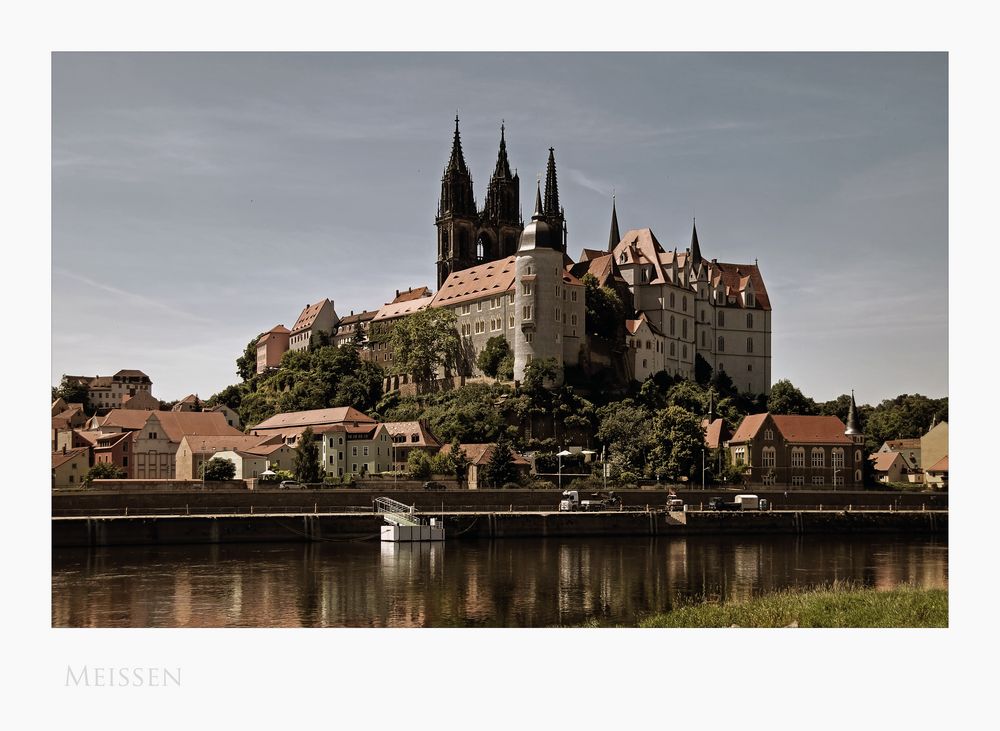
[[236, 336, 261, 382], [581, 273, 625, 342], [53, 376, 91, 414], [649, 405, 706, 482], [476, 335, 512, 378], [596, 399, 656, 476], [201, 457, 237, 481], [293, 426, 322, 483], [694, 353, 713, 386], [388, 308, 460, 383], [482, 434, 519, 488], [85, 462, 126, 483], [767, 379, 817, 415], [407, 449, 433, 479], [450, 439, 470, 482]]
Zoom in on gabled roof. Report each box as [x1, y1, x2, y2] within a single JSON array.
[[625, 313, 665, 338], [52, 448, 88, 469], [382, 421, 441, 449], [881, 438, 921, 451], [569, 251, 628, 289], [391, 286, 433, 304], [710, 261, 772, 311], [98, 410, 242, 443], [292, 299, 334, 334], [182, 435, 274, 455], [430, 256, 517, 307], [95, 431, 133, 449], [438, 442, 530, 467], [731, 413, 852, 445], [870, 451, 906, 472], [257, 325, 290, 346], [373, 295, 434, 322], [926, 455, 948, 473], [114, 369, 149, 379], [701, 417, 730, 450], [251, 407, 375, 431], [338, 309, 379, 326]]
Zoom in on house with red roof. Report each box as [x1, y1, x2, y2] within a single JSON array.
[[728, 394, 866, 488], [289, 299, 339, 353]]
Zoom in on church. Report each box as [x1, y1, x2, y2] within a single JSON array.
[[425, 117, 773, 394]]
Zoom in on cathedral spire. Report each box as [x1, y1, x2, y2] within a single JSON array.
[[543, 147, 560, 216], [690, 217, 702, 269], [446, 114, 468, 174], [532, 180, 544, 220], [845, 390, 862, 435], [608, 193, 621, 251]]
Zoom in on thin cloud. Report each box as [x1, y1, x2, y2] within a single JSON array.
[[53, 269, 214, 325]]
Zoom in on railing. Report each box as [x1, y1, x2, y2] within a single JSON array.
[[373, 496, 422, 526]]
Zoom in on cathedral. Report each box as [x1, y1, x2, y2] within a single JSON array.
[[427, 118, 773, 394]]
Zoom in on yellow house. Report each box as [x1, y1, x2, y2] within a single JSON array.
[[920, 421, 948, 486], [52, 447, 90, 488]]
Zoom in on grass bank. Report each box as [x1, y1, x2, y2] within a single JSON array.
[[634, 583, 947, 628]]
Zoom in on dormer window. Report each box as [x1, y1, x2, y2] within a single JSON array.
[[745, 292, 756, 308]]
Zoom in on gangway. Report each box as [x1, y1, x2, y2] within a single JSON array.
[[374, 497, 445, 542]]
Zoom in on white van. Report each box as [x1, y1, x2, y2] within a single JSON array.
[[735, 494, 760, 510]]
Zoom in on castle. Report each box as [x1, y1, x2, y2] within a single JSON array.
[[428, 118, 773, 394]]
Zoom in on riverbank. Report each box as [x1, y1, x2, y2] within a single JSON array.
[[626, 584, 948, 628]]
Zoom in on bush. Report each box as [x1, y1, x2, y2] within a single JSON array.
[[618, 471, 638, 486], [85, 462, 126, 483], [502, 482, 523, 490], [201, 456, 236, 481], [407, 450, 433, 480], [530, 479, 557, 490]]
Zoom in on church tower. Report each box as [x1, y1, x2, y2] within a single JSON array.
[[436, 116, 479, 288], [542, 147, 567, 253], [479, 122, 523, 260]]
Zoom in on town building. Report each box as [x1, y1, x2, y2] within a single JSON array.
[[383, 421, 442, 470], [64, 370, 154, 413], [924, 456, 948, 489], [728, 394, 865, 488], [364, 289, 435, 368], [921, 420, 948, 488], [120, 391, 160, 410], [93, 431, 132, 475], [437, 442, 531, 489], [870, 451, 911, 484], [256, 324, 290, 373], [626, 314, 666, 383], [333, 309, 378, 348], [877, 438, 921, 470], [52, 447, 90, 488], [289, 298, 339, 352]]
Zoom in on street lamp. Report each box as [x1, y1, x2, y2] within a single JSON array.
[[557, 447, 572, 490]]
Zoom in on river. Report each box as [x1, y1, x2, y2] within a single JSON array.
[[51, 535, 947, 627]]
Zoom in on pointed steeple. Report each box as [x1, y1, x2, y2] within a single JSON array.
[[532, 181, 544, 219], [438, 115, 476, 219], [608, 194, 621, 251], [446, 114, 468, 174], [482, 121, 520, 230], [690, 218, 702, 270], [544, 147, 560, 215], [845, 390, 862, 435]]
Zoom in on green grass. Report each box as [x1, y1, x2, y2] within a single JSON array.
[[633, 583, 948, 628]]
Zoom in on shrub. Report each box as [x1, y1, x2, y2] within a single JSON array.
[[201, 456, 236, 481], [85, 462, 126, 483]]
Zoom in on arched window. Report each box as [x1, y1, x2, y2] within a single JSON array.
[[811, 448, 825, 468], [855, 450, 862, 464], [718, 310, 725, 327], [682, 320, 688, 338], [762, 447, 776, 468], [670, 341, 676, 356], [701, 331, 706, 347], [718, 336, 725, 352], [682, 296, 688, 312], [682, 344, 688, 359], [832, 448, 845, 469], [670, 292, 675, 308], [747, 312, 753, 328], [746, 337, 754, 353], [476, 240, 484, 261], [790, 447, 805, 467], [670, 316, 675, 335]]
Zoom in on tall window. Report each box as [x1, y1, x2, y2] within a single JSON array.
[[522, 305, 532, 320], [669, 292, 675, 308], [746, 337, 754, 353], [791, 447, 805, 467], [832, 448, 845, 469], [764, 429, 774, 441], [522, 282, 531, 296], [811, 448, 825, 468], [670, 316, 675, 335], [682, 320, 688, 338], [718, 336, 725, 352], [682, 296, 687, 312], [762, 447, 776, 468], [734, 447, 746, 465], [747, 312, 753, 328]]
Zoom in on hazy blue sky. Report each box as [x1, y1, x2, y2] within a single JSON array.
[[52, 52, 947, 404]]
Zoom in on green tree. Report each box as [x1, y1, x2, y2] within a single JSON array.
[[85, 462, 126, 483], [201, 457, 236, 481], [767, 379, 817, 415], [476, 335, 512, 378], [429, 450, 454, 477], [388, 308, 460, 383], [407, 449, 433, 480], [694, 353, 713, 386], [581, 273, 625, 341], [293, 426, 322, 483], [482, 434, 518, 488], [236, 336, 261, 382], [450, 439, 470, 482], [53, 376, 91, 414], [649, 405, 706, 482], [497, 353, 515, 381], [596, 399, 656, 476]]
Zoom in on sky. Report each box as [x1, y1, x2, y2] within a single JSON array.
[[51, 52, 947, 405]]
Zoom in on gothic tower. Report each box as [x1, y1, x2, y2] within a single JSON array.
[[542, 147, 567, 253], [479, 122, 523, 261], [436, 116, 479, 288]]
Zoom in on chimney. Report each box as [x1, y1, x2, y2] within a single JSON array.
[[395, 289, 399, 298], [62, 445, 67, 454]]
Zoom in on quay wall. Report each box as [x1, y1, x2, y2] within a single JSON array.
[[53, 486, 947, 516], [53, 509, 947, 548]]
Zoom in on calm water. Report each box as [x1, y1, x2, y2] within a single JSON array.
[[52, 536, 948, 627]]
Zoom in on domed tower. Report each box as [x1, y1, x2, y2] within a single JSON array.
[[514, 181, 565, 385]]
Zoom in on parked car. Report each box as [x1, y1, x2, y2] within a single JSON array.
[[424, 481, 447, 491], [279, 480, 301, 489]]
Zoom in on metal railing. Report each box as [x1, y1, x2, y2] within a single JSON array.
[[373, 496, 422, 526]]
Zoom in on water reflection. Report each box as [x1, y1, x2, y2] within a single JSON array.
[[52, 536, 948, 628]]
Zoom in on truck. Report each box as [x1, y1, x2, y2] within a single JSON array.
[[708, 494, 763, 511], [558, 490, 621, 512]]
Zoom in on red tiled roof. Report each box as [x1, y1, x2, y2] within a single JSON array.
[[871, 451, 905, 472], [391, 286, 433, 304], [701, 418, 730, 450], [430, 257, 517, 307], [98, 410, 242, 443], [251, 407, 375, 431], [338, 310, 379, 326], [926, 455, 948, 473], [291, 299, 333, 334], [731, 413, 852, 445], [373, 295, 434, 322], [52, 448, 88, 469], [438, 442, 530, 467], [882, 438, 921, 450], [182, 435, 273, 455], [382, 421, 441, 449], [569, 252, 626, 289]]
